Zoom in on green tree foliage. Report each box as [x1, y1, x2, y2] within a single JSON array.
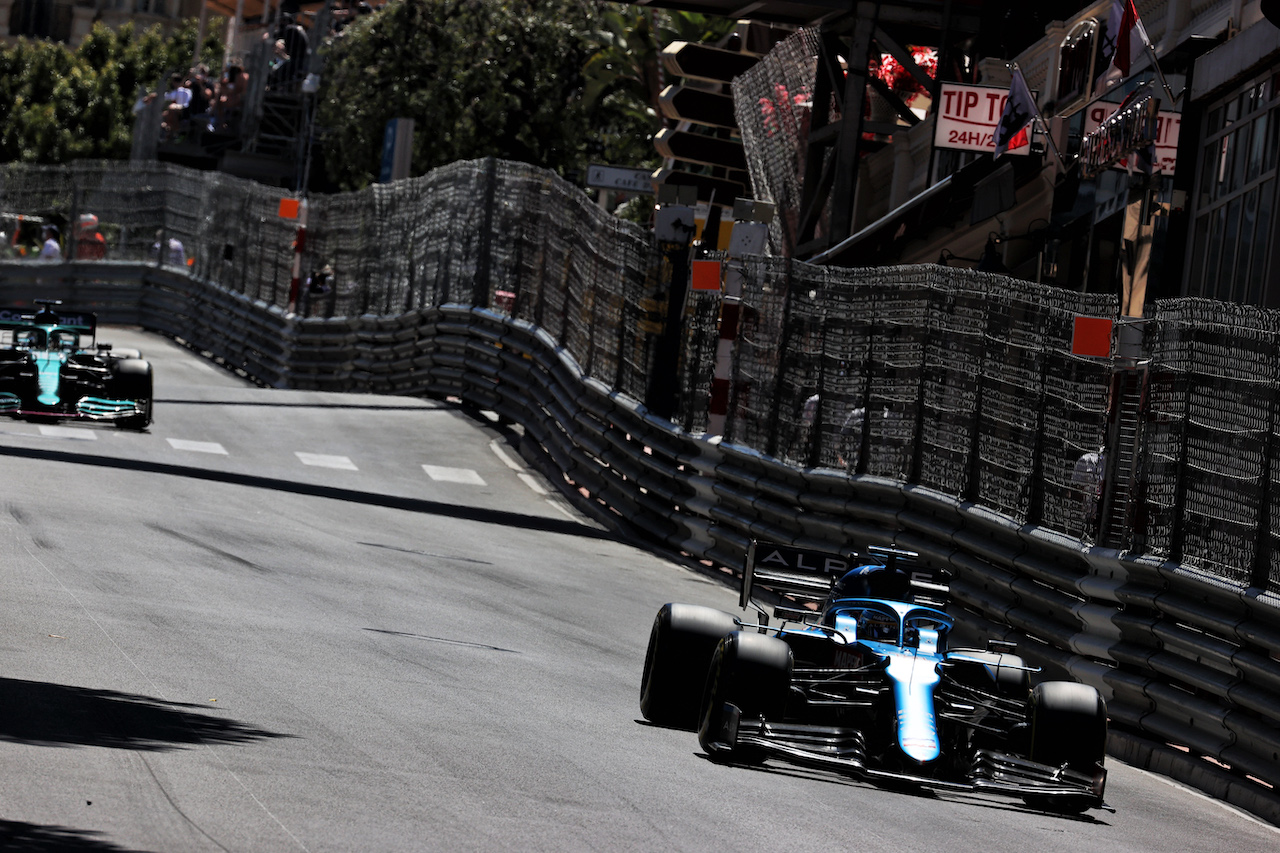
[[0, 20, 223, 163], [582, 8, 736, 122], [316, 0, 727, 191]]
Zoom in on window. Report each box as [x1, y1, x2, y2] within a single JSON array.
[[1187, 70, 1279, 305], [8, 0, 72, 40]]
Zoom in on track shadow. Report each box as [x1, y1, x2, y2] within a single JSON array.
[[0, 820, 151, 852], [0, 678, 290, 751], [0, 443, 611, 542]]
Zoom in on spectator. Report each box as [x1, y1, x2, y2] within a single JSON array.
[[308, 262, 333, 295], [161, 72, 192, 140], [37, 224, 61, 260], [186, 65, 215, 132], [266, 38, 291, 89], [331, 0, 353, 32], [74, 214, 106, 260], [214, 65, 249, 132], [152, 229, 186, 266], [279, 16, 309, 74], [1072, 447, 1106, 540], [836, 406, 864, 468]]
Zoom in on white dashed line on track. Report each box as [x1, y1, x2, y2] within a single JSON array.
[[488, 439, 523, 471], [518, 473, 549, 495], [38, 425, 96, 440], [422, 465, 486, 485], [167, 438, 228, 455], [296, 452, 359, 470]]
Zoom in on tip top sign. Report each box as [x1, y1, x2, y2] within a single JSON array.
[[934, 83, 1034, 155]]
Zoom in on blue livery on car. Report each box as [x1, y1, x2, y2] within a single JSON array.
[[641, 541, 1110, 813]]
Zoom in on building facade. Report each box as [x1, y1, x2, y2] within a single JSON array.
[[4, 0, 204, 46], [746, 1, 1279, 312]]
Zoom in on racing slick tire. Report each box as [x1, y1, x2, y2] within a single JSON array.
[[698, 631, 792, 764], [111, 359, 153, 430], [1024, 681, 1107, 813], [640, 603, 739, 729]]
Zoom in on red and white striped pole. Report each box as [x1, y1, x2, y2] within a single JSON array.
[[706, 283, 737, 437], [706, 202, 771, 436], [284, 197, 308, 312]]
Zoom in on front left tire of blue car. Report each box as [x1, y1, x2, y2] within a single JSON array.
[[697, 630, 792, 765]]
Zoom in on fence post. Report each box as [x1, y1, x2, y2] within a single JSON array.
[[644, 185, 696, 419], [709, 201, 771, 437], [473, 156, 498, 307], [1253, 339, 1279, 587]]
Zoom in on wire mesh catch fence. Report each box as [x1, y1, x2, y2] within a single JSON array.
[[7, 159, 1280, 592]]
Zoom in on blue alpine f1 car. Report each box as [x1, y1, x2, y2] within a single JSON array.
[[0, 301, 152, 429], [641, 541, 1109, 814]]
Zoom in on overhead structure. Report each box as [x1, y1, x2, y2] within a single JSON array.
[[624, 1, 992, 256], [791, 1, 987, 258], [626, 0, 853, 25], [654, 39, 761, 206]]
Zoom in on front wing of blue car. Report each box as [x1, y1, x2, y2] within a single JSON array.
[[710, 704, 1110, 811]]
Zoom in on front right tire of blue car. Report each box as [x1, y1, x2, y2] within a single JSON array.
[[640, 603, 739, 729], [1024, 680, 1107, 813]]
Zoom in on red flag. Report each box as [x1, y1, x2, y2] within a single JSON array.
[[994, 68, 1035, 157], [1097, 0, 1152, 90]]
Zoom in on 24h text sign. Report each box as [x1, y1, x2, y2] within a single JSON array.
[[934, 83, 1033, 156]]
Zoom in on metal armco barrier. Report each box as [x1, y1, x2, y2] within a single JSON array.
[[3, 257, 1280, 826]]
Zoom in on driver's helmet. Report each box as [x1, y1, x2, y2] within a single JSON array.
[[857, 609, 898, 642], [827, 564, 910, 603]]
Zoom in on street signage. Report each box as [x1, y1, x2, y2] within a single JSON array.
[[654, 128, 748, 171], [659, 84, 738, 129], [586, 164, 655, 194], [933, 83, 1033, 155], [379, 117, 414, 183], [1072, 316, 1113, 357], [691, 259, 722, 291], [1082, 101, 1180, 174], [1080, 95, 1161, 178], [661, 41, 758, 83]]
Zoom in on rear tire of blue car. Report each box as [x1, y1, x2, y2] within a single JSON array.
[[1024, 681, 1107, 813], [640, 603, 738, 729], [698, 631, 792, 765]]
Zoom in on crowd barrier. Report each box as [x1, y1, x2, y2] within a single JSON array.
[[1, 265, 1278, 823]]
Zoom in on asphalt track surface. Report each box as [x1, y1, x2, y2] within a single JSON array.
[[0, 328, 1277, 852]]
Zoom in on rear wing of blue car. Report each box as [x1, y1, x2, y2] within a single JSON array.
[[741, 540, 950, 618]]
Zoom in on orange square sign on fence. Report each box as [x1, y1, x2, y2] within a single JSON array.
[[691, 260, 722, 291], [278, 198, 301, 220], [1072, 316, 1113, 358]]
